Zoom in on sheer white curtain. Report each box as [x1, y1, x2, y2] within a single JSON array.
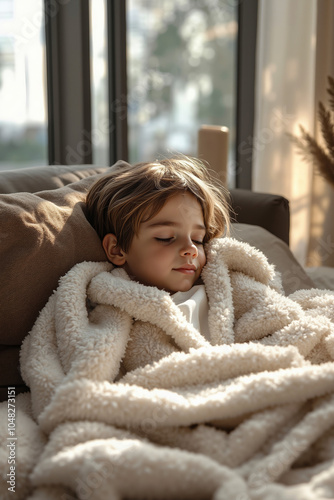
[[253, 0, 334, 266]]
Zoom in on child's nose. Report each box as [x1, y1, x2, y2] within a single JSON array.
[[180, 241, 198, 258]]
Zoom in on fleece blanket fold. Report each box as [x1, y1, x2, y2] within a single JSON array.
[[1, 237, 334, 500]]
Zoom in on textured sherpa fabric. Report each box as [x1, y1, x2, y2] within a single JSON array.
[[1, 237, 334, 500]]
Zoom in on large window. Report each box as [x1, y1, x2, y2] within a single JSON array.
[[126, 0, 238, 182], [0, 0, 48, 171]]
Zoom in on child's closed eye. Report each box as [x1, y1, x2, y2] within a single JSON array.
[[155, 237, 174, 243], [155, 237, 203, 245]]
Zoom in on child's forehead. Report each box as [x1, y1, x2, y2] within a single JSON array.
[[144, 192, 205, 226], [160, 191, 201, 209]]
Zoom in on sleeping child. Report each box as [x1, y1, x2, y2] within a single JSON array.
[[85, 156, 230, 346], [10, 156, 334, 500]]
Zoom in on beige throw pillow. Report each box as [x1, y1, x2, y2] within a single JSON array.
[[1, 171, 111, 345]]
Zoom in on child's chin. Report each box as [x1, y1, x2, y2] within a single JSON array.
[[173, 283, 193, 293], [163, 278, 198, 294]]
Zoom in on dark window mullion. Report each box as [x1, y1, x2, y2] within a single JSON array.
[[236, 0, 258, 189], [44, 0, 92, 165], [44, 0, 58, 165], [107, 0, 128, 164]]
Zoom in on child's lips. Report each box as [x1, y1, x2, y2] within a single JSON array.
[[174, 265, 197, 274]]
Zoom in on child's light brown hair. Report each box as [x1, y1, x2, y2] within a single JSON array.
[[85, 156, 230, 252]]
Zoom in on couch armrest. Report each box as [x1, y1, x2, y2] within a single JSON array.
[[229, 188, 290, 246]]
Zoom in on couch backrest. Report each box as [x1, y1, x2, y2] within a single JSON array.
[[0, 164, 109, 194]]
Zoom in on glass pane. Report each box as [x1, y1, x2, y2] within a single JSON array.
[[0, 0, 48, 171], [126, 0, 237, 186], [89, 0, 109, 166]]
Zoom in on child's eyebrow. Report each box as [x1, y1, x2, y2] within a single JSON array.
[[147, 221, 206, 231]]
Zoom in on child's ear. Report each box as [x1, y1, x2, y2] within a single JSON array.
[[102, 234, 127, 266]]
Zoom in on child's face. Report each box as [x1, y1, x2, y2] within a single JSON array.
[[122, 192, 207, 293]]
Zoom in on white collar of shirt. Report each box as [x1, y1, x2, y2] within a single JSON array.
[[171, 284, 210, 341]]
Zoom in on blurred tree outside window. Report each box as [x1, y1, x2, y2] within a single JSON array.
[[0, 0, 48, 171], [89, 0, 109, 167], [126, 0, 237, 185]]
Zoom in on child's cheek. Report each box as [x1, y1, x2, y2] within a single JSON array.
[[149, 246, 171, 262], [200, 247, 207, 264]]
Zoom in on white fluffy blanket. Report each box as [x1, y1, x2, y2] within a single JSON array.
[[1, 237, 334, 500]]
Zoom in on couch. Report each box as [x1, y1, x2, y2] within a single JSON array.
[[0, 162, 317, 402]]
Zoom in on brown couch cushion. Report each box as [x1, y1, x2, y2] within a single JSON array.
[[0, 167, 131, 345]]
